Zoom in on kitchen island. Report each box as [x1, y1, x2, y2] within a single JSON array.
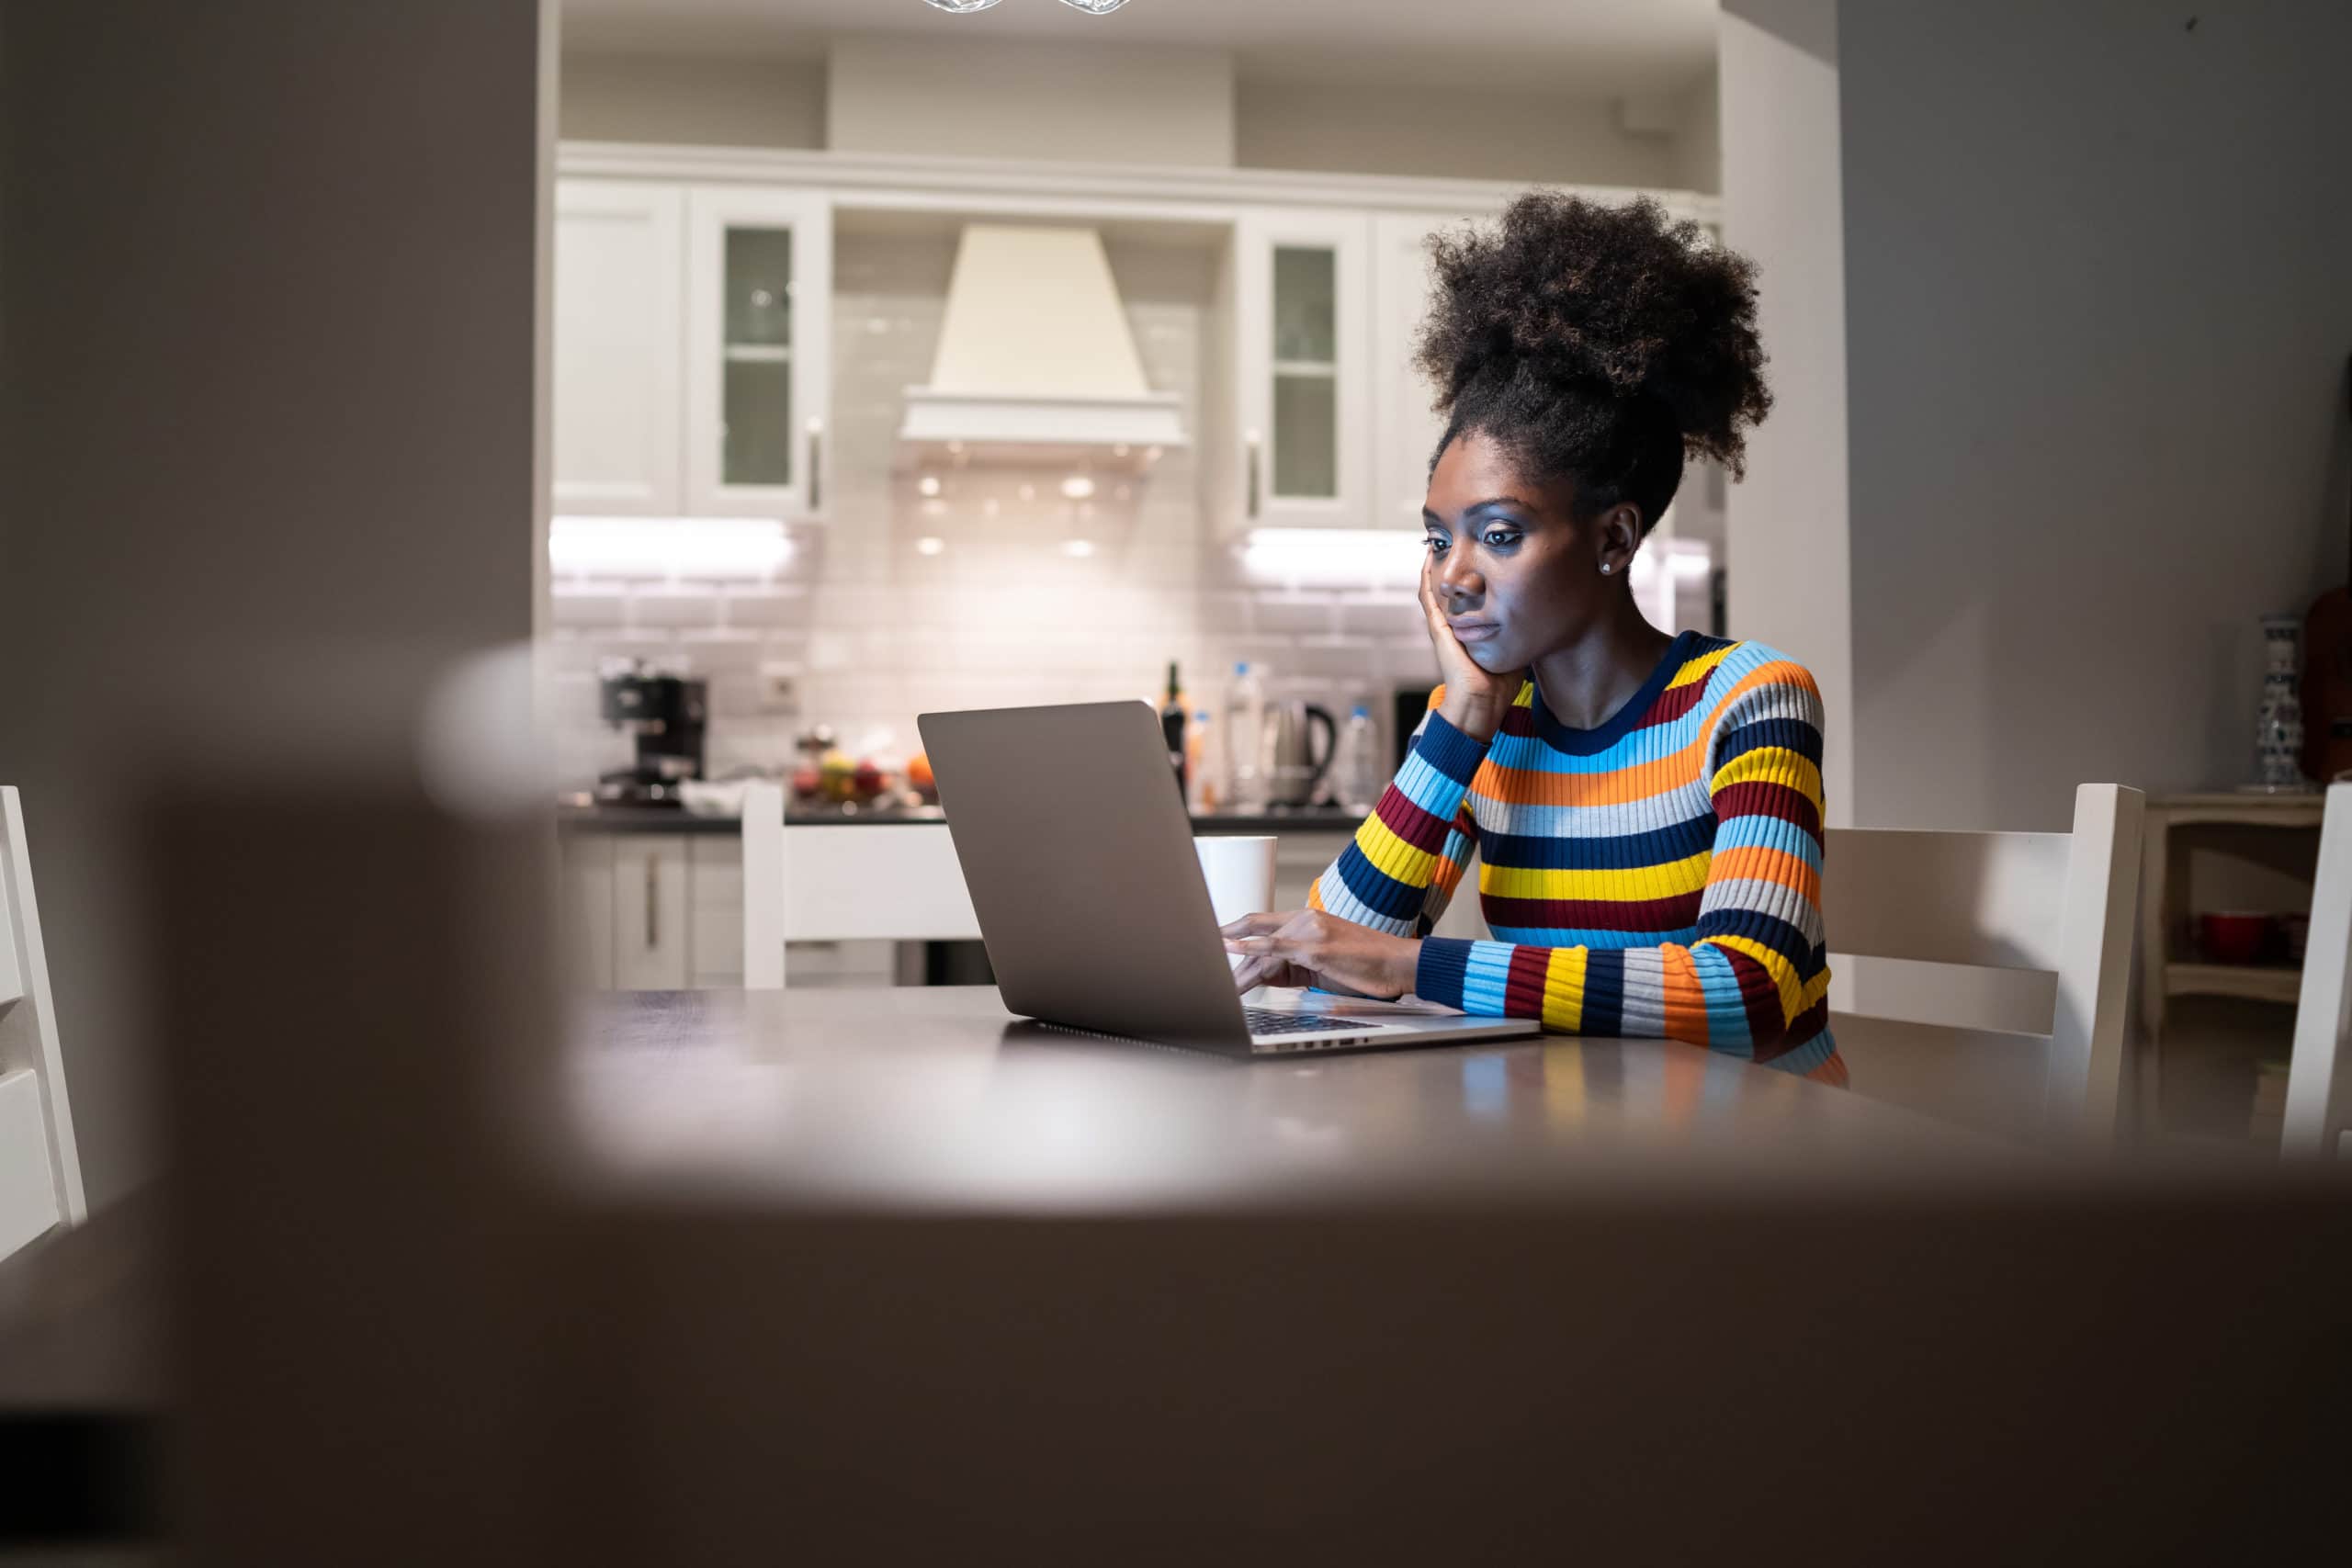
[[554, 802, 1377, 991], [555, 802, 1367, 835]]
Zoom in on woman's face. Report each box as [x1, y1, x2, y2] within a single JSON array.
[[1422, 429, 1634, 672]]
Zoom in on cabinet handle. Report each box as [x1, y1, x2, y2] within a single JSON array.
[[1245, 432, 1261, 520], [807, 425, 823, 512], [644, 855, 659, 950]]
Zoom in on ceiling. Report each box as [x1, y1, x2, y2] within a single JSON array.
[[560, 0, 1720, 96]]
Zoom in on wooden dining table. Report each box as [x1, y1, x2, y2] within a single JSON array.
[[556, 985, 2009, 1211], [11, 979, 2352, 1564]]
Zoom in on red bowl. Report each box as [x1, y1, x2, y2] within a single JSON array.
[[2198, 911, 2273, 966]]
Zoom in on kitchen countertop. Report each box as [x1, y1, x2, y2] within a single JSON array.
[[556, 803, 1365, 835]]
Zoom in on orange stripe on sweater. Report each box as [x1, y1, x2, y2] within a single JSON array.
[[1705, 843, 1821, 904], [1474, 737, 1712, 806], [1660, 943, 1710, 1047]]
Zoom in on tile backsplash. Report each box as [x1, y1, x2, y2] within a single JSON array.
[[550, 231, 1441, 789]]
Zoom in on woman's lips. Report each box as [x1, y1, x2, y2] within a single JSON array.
[[1448, 619, 1501, 644]]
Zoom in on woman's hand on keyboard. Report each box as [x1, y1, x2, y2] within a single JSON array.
[[1221, 910, 1419, 999]]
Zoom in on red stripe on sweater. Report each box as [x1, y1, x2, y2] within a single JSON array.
[[1713, 780, 1822, 840], [1503, 945, 1554, 1020], [1645, 678, 1708, 726], [1374, 785, 1457, 853], [1481, 890, 1705, 934]]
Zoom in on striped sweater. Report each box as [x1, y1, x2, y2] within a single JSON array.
[[1312, 630, 1844, 1083]]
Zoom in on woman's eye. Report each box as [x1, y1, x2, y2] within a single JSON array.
[[1482, 530, 1521, 548], [1424, 536, 1449, 555]]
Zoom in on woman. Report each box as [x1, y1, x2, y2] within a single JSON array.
[[1223, 192, 1842, 1084]]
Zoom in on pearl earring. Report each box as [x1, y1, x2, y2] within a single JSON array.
[[1600, 563, 1613, 575]]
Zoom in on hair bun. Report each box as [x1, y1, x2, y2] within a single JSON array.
[[1418, 191, 1770, 478]]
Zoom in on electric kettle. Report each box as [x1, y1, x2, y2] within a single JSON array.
[[1261, 701, 1338, 807]]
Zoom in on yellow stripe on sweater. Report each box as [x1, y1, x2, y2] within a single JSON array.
[[1542, 947, 1588, 1032], [1667, 642, 1736, 690], [1709, 747, 1826, 814], [1704, 933, 1807, 1024], [1352, 813, 1445, 887], [1478, 852, 1713, 902]]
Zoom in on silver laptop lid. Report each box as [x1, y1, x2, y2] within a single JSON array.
[[919, 702, 1253, 1052]]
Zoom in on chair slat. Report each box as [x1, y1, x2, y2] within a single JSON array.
[[0, 1069, 62, 1259], [2283, 782, 2352, 1157], [741, 784, 983, 989], [1825, 828, 2072, 972], [0, 907, 19, 1006]]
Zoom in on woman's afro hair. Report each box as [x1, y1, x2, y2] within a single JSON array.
[[1414, 190, 1770, 529]]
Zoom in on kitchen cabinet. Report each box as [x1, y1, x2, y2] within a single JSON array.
[[554, 819, 1476, 993], [683, 186, 832, 520], [1370, 212, 1464, 529], [552, 181, 684, 514], [687, 836, 747, 987], [611, 835, 693, 990], [559, 833, 741, 991], [550, 179, 831, 521], [1232, 209, 1373, 530], [560, 835, 618, 989]]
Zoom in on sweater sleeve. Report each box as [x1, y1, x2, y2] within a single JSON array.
[[1307, 697, 1490, 939], [1412, 660, 1833, 1066]]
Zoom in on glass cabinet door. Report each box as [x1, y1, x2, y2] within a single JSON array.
[[721, 226, 795, 488], [1237, 210, 1368, 530], [685, 188, 831, 518], [1271, 245, 1339, 501]]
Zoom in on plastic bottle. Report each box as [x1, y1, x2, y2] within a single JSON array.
[[1187, 708, 1216, 813], [1223, 661, 1266, 812], [1340, 704, 1385, 815]]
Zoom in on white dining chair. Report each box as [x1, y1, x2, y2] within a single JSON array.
[[0, 787, 86, 1261], [2283, 782, 2352, 1159], [1823, 784, 2145, 1144], [740, 781, 982, 989]]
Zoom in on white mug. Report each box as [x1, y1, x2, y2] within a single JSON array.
[[1193, 834, 1278, 930]]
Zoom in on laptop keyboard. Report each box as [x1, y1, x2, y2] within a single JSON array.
[[1243, 1006, 1388, 1037]]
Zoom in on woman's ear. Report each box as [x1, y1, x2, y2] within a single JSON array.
[[1599, 504, 1644, 573]]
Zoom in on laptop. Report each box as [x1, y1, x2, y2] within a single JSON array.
[[918, 700, 1542, 1057]]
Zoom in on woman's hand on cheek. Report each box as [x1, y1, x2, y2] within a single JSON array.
[[1220, 910, 1420, 999], [1420, 552, 1524, 741]]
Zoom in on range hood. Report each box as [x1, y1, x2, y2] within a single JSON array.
[[899, 223, 1187, 471]]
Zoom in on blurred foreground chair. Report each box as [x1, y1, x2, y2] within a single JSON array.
[[0, 787, 86, 1261], [1825, 784, 2145, 1143], [739, 781, 980, 989], [2284, 782, 2352, 1158]]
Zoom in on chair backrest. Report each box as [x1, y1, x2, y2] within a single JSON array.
[[2284, 782, 2352, 1159], [740, 781, 982, 989], [1823, 783, 2145, 1139], [0, 786, 87, 1259]]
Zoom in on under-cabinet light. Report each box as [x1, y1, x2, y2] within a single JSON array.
[[548, 516, 792, 580]]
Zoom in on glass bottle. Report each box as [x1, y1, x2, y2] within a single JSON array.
[[2254, 614, 2313, 792]]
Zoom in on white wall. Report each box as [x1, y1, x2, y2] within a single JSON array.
[[553, 41, 1720, 193], [829, 35, 1236, 168], [562, 51, 825, 148], [1667, 66, 1721, 197], [0, 1, 549, 1204], [1841, 0, 2352, 830], [1719, 0, 1853, 826], [1234, 77, 1695, 190]]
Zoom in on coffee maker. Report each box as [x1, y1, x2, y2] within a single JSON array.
[[596, 663, 708, 807]]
